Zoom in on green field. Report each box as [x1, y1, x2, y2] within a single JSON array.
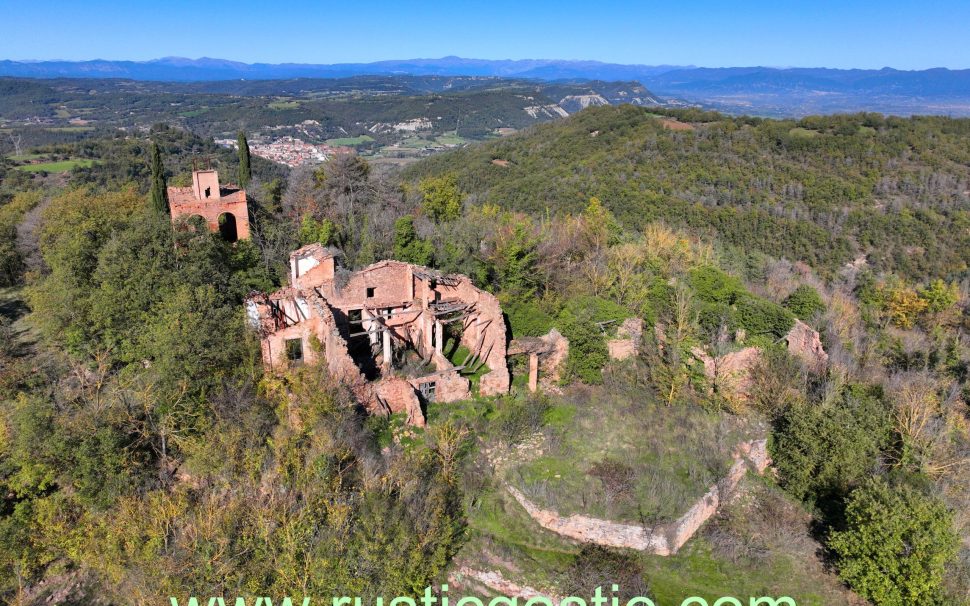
[[325, 135, 375, 146], [435, 132, 468, 146], [16, 159, 96, 173], [179, 107, 210, 118], [8, 153, 47, 162], [788, 127, 820, 138], [268, 100, 300, 110], [46, 126, 95, 132]]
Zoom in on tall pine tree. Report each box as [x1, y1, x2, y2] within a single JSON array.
[[149, 142, 168, 214], [237, 131, 251, 188]]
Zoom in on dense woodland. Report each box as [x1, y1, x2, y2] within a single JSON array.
[[407, 106, 970, 282], [0, 107, 969, 605]]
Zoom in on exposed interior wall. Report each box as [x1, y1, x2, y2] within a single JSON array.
[[248, 253, 507, 424], [192, 170, 221, 201]]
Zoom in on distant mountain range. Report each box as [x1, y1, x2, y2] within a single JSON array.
[[3, 57, 970, 116], [0, 56, 686, 82]]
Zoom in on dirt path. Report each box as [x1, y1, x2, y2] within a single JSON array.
[[0, 286, 37, 359]]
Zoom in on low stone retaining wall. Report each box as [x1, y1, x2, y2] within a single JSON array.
[[451, 567, 562, 602], [506, 439, 770, 555]]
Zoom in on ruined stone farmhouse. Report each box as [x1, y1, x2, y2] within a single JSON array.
[[167, 169, 250, 242], [247, 244, 538, 426]]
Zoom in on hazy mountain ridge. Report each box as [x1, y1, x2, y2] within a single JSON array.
[[0, 56, 686, 81], [5, 56, 970, 116]]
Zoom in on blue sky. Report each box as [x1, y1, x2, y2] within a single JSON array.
[[1, 0, 967, 69]]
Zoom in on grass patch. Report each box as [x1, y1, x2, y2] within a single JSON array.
[[16, 159, 96, 173], [508, 367, 754, 524], [788, 127, 819, 138], [462, 464, 856, 605], [7, 153, 46, 162], [43, 126, 94, 132], [268, 100, 300, 110], [326, 135, 375, 146], [435, 132, 468, 146], [444, 367, 852, 604], [179, 107, 210, 118], [398, 136, 438, 149]]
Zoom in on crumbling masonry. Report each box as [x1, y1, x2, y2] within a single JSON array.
[[168, 169, 250, 242], [247, 245, 517, 425]]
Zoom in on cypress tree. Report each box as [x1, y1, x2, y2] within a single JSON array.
[[237, 131, 251, 188], [149, 142, 168, 214]]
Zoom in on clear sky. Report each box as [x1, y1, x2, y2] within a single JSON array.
[[1, 0, 967, 69]]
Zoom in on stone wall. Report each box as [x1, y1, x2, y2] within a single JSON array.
[[607, 317, 644, 361], [451, 567, 563, 602], [506, 439, 770, 555], [447, 278, 510, 396], [691, 346, 762, 402], [374, 377, 425, 426], [785, 319, 828, 372]]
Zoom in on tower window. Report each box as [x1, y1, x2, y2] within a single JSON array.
[[204, 186, 211, 198]]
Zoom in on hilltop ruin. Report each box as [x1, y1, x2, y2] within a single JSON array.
[[167, 169, 250, 242], [247, 245, 530, 425]]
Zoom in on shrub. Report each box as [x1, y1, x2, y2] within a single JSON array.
[[503, 298, 554, 338], [557, 296, 629, 384], [561, 545, 651, 601], [784, 284, 826, 320], [829, 478, 958, 606], [298, 215, 336, 246], [771, 385, 892, 511], [734, 294, 795, 338], [588, 459, 636, 502], [496, 394, 551, 444], [687, 265, 743, 304]]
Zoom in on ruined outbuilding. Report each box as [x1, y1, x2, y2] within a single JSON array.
[[167, 169, 250, 242], [607, 317, 644, 360], [247, 245, 512, 425], [508, 329, 569, 393], [785, 319, 829, 373], [691, 319, 829, 403]]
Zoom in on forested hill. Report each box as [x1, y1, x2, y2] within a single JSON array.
[[404, 106, 970, 282]]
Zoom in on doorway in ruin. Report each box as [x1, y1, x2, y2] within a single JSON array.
[[218, 212, 238, 242], [344, 308, 382, 380]]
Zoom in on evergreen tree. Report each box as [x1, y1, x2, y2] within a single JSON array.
[[829, 478, 957, 606], [237, 131, 251, 188], [393, 215, 434, 266], [148, 142, 167, 214]]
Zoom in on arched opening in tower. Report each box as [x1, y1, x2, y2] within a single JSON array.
[[218, 212, 238, 242]]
